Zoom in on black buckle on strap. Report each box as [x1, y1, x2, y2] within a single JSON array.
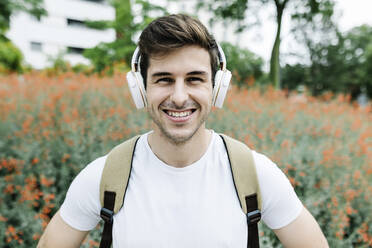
[[247, 209, 261, 225], [100, 208, 114, 223]]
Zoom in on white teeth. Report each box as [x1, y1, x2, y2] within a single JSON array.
[[167, 111, 192, 117]]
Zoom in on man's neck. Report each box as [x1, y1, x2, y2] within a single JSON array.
[[147, 128, 212, 168]]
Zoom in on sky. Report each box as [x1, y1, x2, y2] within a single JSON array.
[[336, 0, 372, 32]]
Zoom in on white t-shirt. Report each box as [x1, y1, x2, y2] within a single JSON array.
[[60, 131, 302, 247]]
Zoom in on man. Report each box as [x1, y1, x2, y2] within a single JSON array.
[[38, 14, 328, 247]]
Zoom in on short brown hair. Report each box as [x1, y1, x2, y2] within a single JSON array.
[[138, 14, 219, 86]]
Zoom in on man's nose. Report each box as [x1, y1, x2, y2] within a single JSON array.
[[169, 80, 188, 108]]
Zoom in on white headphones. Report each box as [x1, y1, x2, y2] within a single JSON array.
[[126, 44, 231, 109]]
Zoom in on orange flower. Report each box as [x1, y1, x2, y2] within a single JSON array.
[[40, 175, 54, 187], [353, 170, 361, 181], [0, 215, 8, 222], [299, 171, 306, 177], [322, 147, 334, 163], [344, 189, 358, 202], [61, 153, 71, 163], [31, 157, 39, 165], [3, 184, 14, 194], [346, 205, 354, 215], [89, 240, 100, 248], [331, 196, 338, 207], [44, 193, 55, 204], [33, 233, 41, 241]]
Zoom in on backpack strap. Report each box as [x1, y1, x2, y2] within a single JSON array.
[[98, 134, 261, 247], [99, 135, 141, 248], [219, 134, 262, 248]]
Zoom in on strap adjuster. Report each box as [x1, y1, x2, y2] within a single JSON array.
[[247, 209, 261, 225], [100, 208, 114, 223]]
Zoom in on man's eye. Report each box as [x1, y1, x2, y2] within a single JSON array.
[[187, 77, 203, 83], [156, 78, 173, 83]]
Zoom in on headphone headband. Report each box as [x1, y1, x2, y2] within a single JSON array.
[[131, 43, 227, 72], [216, 43, 226, 70], [131, 47, 141, 72]]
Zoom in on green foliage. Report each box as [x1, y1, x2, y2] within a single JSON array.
[[0, 0, 46, 72], [48, 53, 69, 73], [71, 63, 93, 74], [84, 39, 135, 74], [0, 39, 23, 73], [84, 0, 167, 74], [281, 64, 309, 91], [220, 42, 263, 87], [0, 0, 46, 36], [43, 52, 93, 76], [282, 25, 372, 99], [197, 0, 336, 89]]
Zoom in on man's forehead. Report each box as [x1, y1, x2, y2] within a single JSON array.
[[147, 46, 212, 76]]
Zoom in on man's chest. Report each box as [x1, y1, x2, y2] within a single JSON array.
[[111, 160, 247, 247]]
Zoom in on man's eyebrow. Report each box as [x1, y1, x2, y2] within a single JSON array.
[[151, 71, 208, 77], [187, 71, 207, 76], [151, 72, 172, 78]]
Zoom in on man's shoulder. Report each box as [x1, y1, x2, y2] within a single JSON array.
[[214, 133, 272, 166], [86, 155, 108, 172], [215, 132, 283, 181], [72, 155, 108, 187]]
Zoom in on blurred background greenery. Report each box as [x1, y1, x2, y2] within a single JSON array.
[[1, 0, 371, 101]]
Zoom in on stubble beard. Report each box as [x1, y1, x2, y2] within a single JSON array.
[[147, 105, 210, 146]]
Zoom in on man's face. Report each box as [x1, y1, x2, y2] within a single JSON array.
[[146, 45, 213, 144]]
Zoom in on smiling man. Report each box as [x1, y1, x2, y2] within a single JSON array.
[[146, 45, 214, 166], [38, 14, 328, 248]]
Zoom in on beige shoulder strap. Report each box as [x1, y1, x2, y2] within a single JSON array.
[[100, 134, 261, 214], [219, 134, 262, 213], [99, 135, 140, 214]]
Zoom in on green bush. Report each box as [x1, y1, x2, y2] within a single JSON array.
[[0, 40, 23, 73], [284, 25, 372, 99], [220, 42, 264, 87], [281, 64, 310, 91]]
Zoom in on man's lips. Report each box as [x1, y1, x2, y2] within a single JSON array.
[[162, 108, 197, 122]]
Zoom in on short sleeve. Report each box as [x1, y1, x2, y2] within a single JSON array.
[[252, 151, 303, 229], [59, 155, 107, 231]]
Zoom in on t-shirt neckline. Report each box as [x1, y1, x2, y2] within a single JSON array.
[[143, 130, 216, 173]]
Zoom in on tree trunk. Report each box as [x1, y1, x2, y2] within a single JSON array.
[[113, 0, 133, 39], [269, 0, 287, 89]]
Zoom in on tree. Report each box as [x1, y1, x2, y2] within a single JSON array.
[[310, 25, 372, 99], [0, 40, 23, 72], [84, 0, 167, 74], [282, 25, 372, 99], [197, 0, 335, 89], [0, 0, 45, 72], [0, 0, 46, 40], [221, 42, 263, 88]]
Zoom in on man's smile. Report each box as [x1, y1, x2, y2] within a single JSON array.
[[162, 109, 197, 123]]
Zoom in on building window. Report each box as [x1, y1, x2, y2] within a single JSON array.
[[67, 47, 85, 55], [30, 42, 42, 52], [67, 18, 86, 28]]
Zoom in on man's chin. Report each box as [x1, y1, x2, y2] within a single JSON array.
[[161, 129, 196, 145]]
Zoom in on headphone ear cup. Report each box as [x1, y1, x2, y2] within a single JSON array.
[[126, 71, 147, 109], [212, 69, 232, 108]]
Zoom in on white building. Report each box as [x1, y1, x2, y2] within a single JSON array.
[[7, 0, 116, 69]]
